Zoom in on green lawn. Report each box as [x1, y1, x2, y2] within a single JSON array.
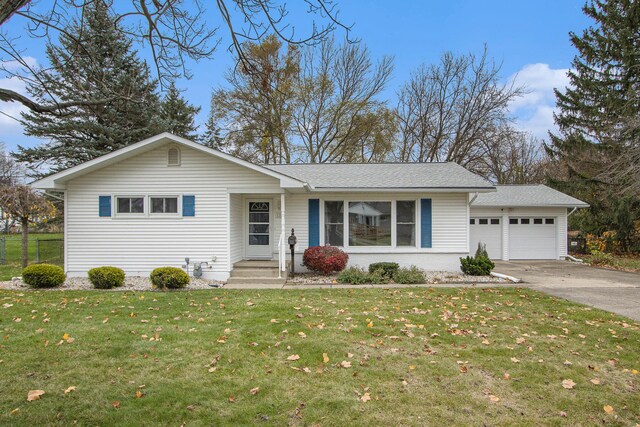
[[1, 288, 638, 426], [0, 233, 64, 280], [585, 254, 640, 272]]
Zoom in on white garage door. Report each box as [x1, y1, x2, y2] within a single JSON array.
[[470, 217, 502, 259], [509, 217, 557, 259]]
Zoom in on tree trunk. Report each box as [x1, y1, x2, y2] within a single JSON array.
[[0, 0, 29, 26], [21, 218, 28, 268]]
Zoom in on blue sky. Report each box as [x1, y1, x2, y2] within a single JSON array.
[[0, 0, 591, 152]]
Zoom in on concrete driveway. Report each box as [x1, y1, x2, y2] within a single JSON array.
[[494, 260, 640, 321]]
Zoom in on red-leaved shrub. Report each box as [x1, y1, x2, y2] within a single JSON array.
[[303, 246, 349, 274]]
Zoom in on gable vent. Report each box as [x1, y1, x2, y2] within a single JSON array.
[[168, 147, 181, 166]]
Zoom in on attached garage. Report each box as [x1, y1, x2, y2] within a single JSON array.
[[508, 217, 557, 259], [470, 185, 589, 261], [470, 217, 502, 259]]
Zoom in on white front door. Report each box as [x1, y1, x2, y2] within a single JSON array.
[[246, 200, 272, 259]]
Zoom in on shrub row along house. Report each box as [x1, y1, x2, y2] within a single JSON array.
[[32, 133, 588, 281]]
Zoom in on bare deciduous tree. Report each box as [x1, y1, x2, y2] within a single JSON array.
[[292, 38, 393, 163], [394, 48, 523, 170], [0, 185, 56, 267], [0, 0, 351, 115], [476, 127, 549, 184]]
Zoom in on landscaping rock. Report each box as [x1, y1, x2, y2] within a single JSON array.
[[0, 276, 221, 291]]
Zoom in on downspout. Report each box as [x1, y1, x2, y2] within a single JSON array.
[[468, 192, 478, 206], [567, 207, 578, 217]]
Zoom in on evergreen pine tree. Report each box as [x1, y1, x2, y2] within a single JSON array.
[[15, 0, 161, 174], [548, 0, 640, 247], [159, 82, 201, 140]]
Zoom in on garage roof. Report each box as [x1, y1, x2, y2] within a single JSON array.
[[265, 163, 495, 191], [471, 184, 589, 208]]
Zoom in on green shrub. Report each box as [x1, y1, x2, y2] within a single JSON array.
[[88, 266, 125, 289], [588, 250, 614, 266], [366, 269, 388, 284], [337, 267, 370, 285], [475, 242, 489, 259], [150, 267, 190, 289], [459, 256, 495, 276], [22, 264, 66, 288], [368, 262, 399, 278], [392, 266, 426, 284]]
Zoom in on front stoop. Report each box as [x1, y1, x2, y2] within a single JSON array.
[[226, 260, 288, 286]]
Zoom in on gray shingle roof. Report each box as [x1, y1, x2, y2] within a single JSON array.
[[264, 163, 495, 190], [472, 185, 589, 207]]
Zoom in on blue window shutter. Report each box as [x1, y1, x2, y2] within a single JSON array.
[[183, 195, 195, 217], [99, 196, 111, 217], [420, 198, 432, 248], [308, 199, 320, 247]]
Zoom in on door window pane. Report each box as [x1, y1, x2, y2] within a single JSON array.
[[534, 218, 543, 224], [249, 213, 269, 223], [396, 201, 415, 246], [520, 218, 530, 224], [249, 235, 269, 245], [490, 218, 500, 225], [509, 218, 518, 224], [349, 202, 392, 246], [324, 201, 344, 246], [249, 224, 269, 233], [545, 218, 555, 224]]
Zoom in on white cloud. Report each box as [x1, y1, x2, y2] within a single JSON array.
[[507, 63, 571, 140]]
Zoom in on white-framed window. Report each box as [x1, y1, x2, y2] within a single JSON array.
[[321, 199, 420, 248], [150, 196, 179, 214], [168, 147, 181, 166], [324, 201, 344, 246], [116, 196, 145, 214], [348, 201, 392, 246], [396, 200, 416, 246]]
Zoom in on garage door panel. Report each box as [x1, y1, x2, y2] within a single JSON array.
[[509, 218, 557, 260], [470, 218, 502, 260]]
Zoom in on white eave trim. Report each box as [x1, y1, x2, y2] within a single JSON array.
[[309, 187, 497, 193], [471, 203, 590, 208], [30, 133, 306, 190]]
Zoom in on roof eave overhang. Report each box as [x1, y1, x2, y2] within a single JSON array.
[[31, 133, 306, 190], [309, 187, 496, 193], [471, 204, 590, 208]]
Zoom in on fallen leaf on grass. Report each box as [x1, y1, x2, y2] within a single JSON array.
[[561, 379, 576, 389], [603, 405, 614, 414], [340, 361, 352, 368], [228, 396, 235, 403], [27, 390, 45, 401], [489, 395, 500, 403], [64, 386, 76, 394], [459, 366, 468, 373], [360, 392, 371, 402], [590, 378, 600, 385], [503, 372, 511, 380], [323, 353, 329, 363], [249, 387, 260, 395], [287, 354, 300, 361], [510, 357, 520, 363], [135, 389, 144, 399], [112, 401, 120, 409], [10, 408, 19, 415]]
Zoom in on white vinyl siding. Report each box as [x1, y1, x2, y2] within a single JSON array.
[[65, 142, 281, 279]]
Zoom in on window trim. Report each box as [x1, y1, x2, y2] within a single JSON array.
[[320, 198, 419, 250], [167, 146, 181, 166], [114, 195, 146, 216], [149, 195, 181, 216], [323, 200, 345, 247]]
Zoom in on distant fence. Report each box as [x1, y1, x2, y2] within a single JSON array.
[[0, 237, 64, 266]]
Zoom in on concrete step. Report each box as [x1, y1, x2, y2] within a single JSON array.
[[234, 260, 280, 268], [226, 277, 286, 285], [230, 268, 282, 278]]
